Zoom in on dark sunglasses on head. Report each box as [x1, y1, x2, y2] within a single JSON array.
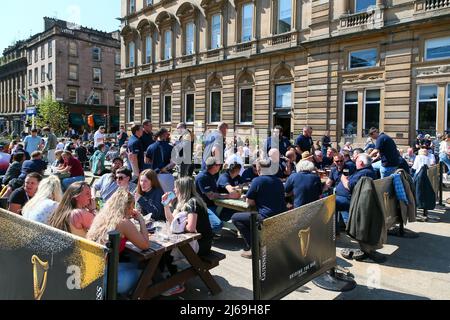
[[116, 176, 127, 181]]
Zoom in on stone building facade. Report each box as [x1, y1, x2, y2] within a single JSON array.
[[120, 0, 450, 148]]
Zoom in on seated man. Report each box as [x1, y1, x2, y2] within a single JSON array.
[[342, 150, 356, 174], [217, 163, 243, 194], [322, 148, 336, 167], [312, 150, 325, 170], [195, 157, 241, 234], [241, 162, 258, 183], [281, 149, 297, 177], [91, 157, 124, 202], [18, 151, 47, 181], [335, 154, 377, 224], [285, 160, 322, 209], [324, 154, 355, 192], [8, 172, 42, 215], [232, 159, 287, 259]]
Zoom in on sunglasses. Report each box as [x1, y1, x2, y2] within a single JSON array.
[[116, 175, 128, 181], [335, 160, 343, 163]]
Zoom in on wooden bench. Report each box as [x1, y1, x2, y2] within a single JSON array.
[[200, 250, 226, 269]]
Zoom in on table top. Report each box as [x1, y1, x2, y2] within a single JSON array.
[[214, 198, 255, 212], [125, 232, 201, 260]]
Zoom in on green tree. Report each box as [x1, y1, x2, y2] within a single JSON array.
[[36, 96, 69, 136]]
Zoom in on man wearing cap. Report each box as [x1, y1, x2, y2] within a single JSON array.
[[145, 128, 175, 193], [232, 159, 287, 259], [368, 128, 399, 178], [195, 157, 241, 234], [42, 127, 57, 164]]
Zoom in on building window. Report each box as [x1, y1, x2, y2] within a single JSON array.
[[277, 0, 292, 34], [275, 84, 292, 109], [241, 3, 254, 42], [41, 45, 45, 60], [210, 91, 221, 123], [344, 91, 358, 135], [145, 35, 152, 64], [447, 84, 450, 131], [240, 88, 253, 123], [128, 42, 135, 67], [69, 41, 77, 56], [364, 89, 380, 134], [48, 63, 53, 81], [34, 49, 38, 62], [93, 68, 102, 83], [92, 91, 101, 105], [69, 64, 78, 80], [145, 96, 152, 120], [355, 0, 376, 13], [129, 0, 136, 14], [146, 0, 153, 7], [349, 48, 377, 69], [163, 95, 172, 123], [115, 92, 120, 106], [92, 47, 101, 61], [185, 22, 195, 55], [185, 93, 195, 123], [48, 40, 53, 57], [28, 70, 32, 86], [34, 67, 38, 84], [115, 52, 121, 65], [27, 51, 32, 64], [115, 71, 121, 79], [164, 30, 172, 60], [417, 85, 437, 133], [68, 88, 78, 104], [41, 65, 45, 83], [425, 36, 450, 61], [48, 85, 53, 97], [211, 14, 221, 49], [128, 98, 135, 122]]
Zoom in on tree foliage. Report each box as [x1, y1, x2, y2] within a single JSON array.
[[36, 96, 69, 136]]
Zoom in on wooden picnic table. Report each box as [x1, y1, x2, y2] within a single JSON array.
[[125, 231, 223, 300], [214, 198, 256, 212]]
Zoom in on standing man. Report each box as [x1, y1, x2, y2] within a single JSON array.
[[141, 119, 154, 152], [368, 128, 399, 178], [145, 128, 175, 193], [42, 127, 57, 164], [127, 124, 144, 179], [175, 122, 195, 177], [94, 126, 106, 149], [23, 129, 42, 155], [265, 125, 292, 159], [117, 125, 128, 148], [202, 122, 228, 172], [295, 126, 313, 161]]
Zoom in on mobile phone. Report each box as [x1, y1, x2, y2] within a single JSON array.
[[161, 192, 176, 206], [343, 169, 350, 176]]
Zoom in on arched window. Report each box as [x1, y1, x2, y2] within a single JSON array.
[[272, 63, 294, 110], [207, 72, 223, 123], [237, 69, 255, 124], [137, 19, 156, 65], [176, 2, 200, 56], [183, 77, 196, 123], [235, 0, 256, 43], [161, 79, 173, 123], [201, 0, 227, 50], [121, 25, 139, 68], [155, 11, 177, 62]]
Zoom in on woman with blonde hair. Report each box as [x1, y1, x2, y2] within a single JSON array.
[[48, 181, 96, 238], [135, 169, 165, 221], [87, 188, 149, 295], [22, 175, 63, 224]]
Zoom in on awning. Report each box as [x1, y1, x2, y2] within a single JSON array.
[[69, 113, 85, 126], [93, 114, 106, 126]]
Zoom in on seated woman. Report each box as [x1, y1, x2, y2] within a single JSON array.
[[135, 169, 165, 221], [87, 189, 149, 296], [51, 150, 65, 173], [57, 152, 85, 191], [48, 181, 95, 238], [22, 175, 63, 224], [115, 167, 137, 194]]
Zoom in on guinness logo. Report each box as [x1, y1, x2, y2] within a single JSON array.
[[298, 227, 311, 258], [31, 255, 49, 300]]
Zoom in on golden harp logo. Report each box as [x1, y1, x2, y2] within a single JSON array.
[[298, 227, 311, 258], [31, 255, 49, 300]]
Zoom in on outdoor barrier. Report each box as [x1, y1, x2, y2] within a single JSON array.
[[0, 209, 109, 300], [251, 195, 340, 300], [427, 164, 440, 202]]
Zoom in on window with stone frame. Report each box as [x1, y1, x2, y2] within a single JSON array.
[[201, 0, 226, 50]]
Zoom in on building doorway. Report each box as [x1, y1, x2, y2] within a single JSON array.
[[274, 110, 292, 140]]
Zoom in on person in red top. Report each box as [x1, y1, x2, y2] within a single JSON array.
[[58, 151, 85, 191], [87, 189, 149, 296]]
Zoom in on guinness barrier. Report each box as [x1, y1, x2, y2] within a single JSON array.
[[0, 209, 109, 300], [251, 196, 354, 300]]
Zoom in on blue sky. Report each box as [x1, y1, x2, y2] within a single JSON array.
[[1, 0, 121, 53]]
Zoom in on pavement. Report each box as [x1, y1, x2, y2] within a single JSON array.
[[161, 192, 450, 301]]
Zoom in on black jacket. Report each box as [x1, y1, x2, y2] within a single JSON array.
[[346, 177, 385, 246], [414, 165, 436, 210]]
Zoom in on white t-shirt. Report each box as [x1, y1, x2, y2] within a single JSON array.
[[412, 155, 433, 172], [22, 199, 58, 225], [56, 142, 65, 150], [94, 131, 105, 148]]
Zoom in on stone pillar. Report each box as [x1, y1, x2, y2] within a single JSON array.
[[334, 0, 349, 18]]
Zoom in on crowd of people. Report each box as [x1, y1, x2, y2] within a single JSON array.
[[0, 120, 447, 297]]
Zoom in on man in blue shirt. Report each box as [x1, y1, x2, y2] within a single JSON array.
[[241, 163, 258, 183], [265, 125, 292, 159], [324, 154, 357, 192], [23, 129, 42, 155], [140, 119, 155, 164], [232, 159, 287, 259], [369, 128, 400, 178], [285, 160, 322, 209], [117, 125, 128, 148], [19, 151, 47, 180], [217, 163, 243, 194], [295, 126, 313, 162], [335, 154, 377, 224], [127, 124, 144, 178], [202, 122, 228, 171], [196, 157, 241, 234]]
